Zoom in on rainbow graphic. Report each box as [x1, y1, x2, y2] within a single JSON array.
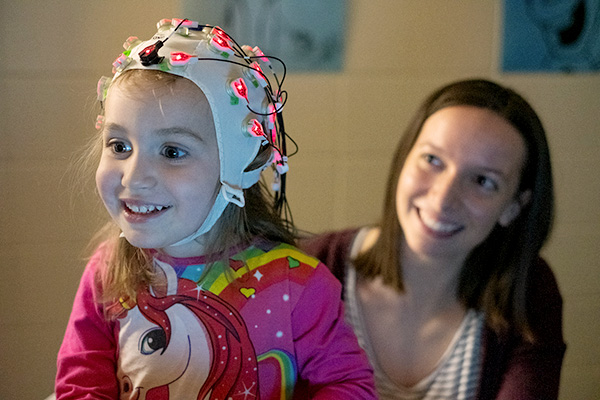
[[210, 245, 318, 292], [257, 349, 297, 400]]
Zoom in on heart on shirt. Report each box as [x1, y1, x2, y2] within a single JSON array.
[[240, 287, 256, 298]]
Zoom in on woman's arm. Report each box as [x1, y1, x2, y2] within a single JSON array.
[[480, 258, 566, 400], [298, 228, 359, 288]]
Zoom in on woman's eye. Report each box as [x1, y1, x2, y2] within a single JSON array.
[[109, 141, 132, 154], [476, 175, 498, 192], [162, 146, 187, 159], [423, 154, 442, 167]]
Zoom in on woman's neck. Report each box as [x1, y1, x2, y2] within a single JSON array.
[[398, 240, 465, 307]]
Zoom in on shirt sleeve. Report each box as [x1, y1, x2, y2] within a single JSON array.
[[489, 258, 566, 400], [55, 248, 119, 400], [298, 228, 358, 287], [291, 263, 376, 399]]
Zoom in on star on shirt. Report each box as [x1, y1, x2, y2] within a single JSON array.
[[253, 270, 263, 282]]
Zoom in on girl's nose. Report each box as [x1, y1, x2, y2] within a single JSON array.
[[121, 153, 157, 190], [429, 172, 461, 212]]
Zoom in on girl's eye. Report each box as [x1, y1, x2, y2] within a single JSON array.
[[476, 175, 499, 192], [109, 141, 132, 154], [162, 146, 187, 159]]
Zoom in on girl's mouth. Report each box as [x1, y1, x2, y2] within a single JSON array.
[[123, 201, 172, 218], [125, 203, 170, 214]]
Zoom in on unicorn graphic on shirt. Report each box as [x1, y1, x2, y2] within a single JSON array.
[[116, 259, 259, 400]]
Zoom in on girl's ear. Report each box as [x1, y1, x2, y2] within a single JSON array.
[[499, 190, 532, 227]]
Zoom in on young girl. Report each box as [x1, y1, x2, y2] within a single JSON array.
[[56, 18, 375, 399], [302, 79, 565, 399]]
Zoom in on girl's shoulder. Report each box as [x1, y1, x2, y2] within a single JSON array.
[[241, 240, 323, 277], [193, 241, 343, 314], [81, 242, 113, 284], [84, 241, 113, 271]]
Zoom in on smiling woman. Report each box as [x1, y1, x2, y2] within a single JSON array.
[[396, 105, 529, 269], [301, 79, 565, 400]]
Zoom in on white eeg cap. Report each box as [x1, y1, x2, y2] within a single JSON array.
[[100, 19, 285, 245]]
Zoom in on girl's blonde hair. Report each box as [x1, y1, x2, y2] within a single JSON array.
[[87, 70, 295, 305]]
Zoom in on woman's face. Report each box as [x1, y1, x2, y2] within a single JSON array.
[[396, 105, 528, 266]]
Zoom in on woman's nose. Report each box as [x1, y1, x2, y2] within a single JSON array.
[[121, 153, 157, 190], [429, 172, 461, 212]]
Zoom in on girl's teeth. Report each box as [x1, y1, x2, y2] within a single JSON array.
[[127, 204, 166, 214]]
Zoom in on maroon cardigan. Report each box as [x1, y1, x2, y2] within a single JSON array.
[[299, 228, 566, 400]]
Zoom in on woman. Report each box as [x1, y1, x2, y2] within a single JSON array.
[[301, 79, 565, 399]]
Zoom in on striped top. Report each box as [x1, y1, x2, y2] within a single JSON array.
[[344, 229, 484, 400]]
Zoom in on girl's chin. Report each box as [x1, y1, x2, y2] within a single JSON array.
[[117, 228, 206, 257], [160, 241, 207, 258], [117, 231, 165, 250]]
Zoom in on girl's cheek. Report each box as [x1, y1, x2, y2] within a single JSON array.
[[95, 162, 118, 198], [95, 163, 107, 191]]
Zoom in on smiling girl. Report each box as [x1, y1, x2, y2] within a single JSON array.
[[55, 19, 375, 399]]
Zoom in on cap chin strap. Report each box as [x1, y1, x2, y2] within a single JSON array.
[[120, 168, 264, 247], [169, 183, 245, 247], [168, 164, 265, 247]]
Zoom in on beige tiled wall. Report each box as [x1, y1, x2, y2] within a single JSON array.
[[0, 2, 179, 398], [1, 1, 598, 399]]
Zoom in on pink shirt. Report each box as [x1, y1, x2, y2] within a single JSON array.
[[56, 241, 376, 399]]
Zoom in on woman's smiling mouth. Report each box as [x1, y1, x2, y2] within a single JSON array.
[[418, 209, 464, 237]]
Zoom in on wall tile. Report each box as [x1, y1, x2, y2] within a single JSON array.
[[560, 365, 600, 400], [545, 223, 600, 296], [345, 1, 495, 75], [562, 294, 600, 368], [0, 160, 106, 245]]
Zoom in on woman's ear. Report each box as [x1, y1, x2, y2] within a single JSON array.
[[499, 190, 532, 227]]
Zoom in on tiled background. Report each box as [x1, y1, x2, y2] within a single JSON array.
[[1, 1, 598, 399]]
